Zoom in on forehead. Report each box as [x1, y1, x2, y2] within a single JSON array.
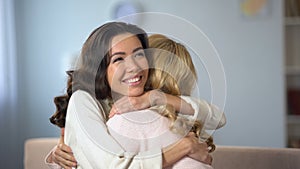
[[110, 33, 142, 52]]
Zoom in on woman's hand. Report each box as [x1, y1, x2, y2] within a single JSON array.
[[185, 132, 213, 165], [162, 132, 212, 168], [108, 89, 194, 118], [109, 91, 157, 118], [49, 129, 77, 169]]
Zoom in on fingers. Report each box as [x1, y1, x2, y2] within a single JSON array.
[[112, 95, 150, 114], [109, 107, 118, 118], [59, 144, 72, 155], [61, 128, 65, 137], [53, 151, 76, 169], [53, 144, 77, 168], [54, 128, 77, 168], [110, 97, 135, 117], [186, 135, 212, 165], [149, 90, 166, 106], [197, 142, 212, 165], [59, 129, 65, 144], [187, 132, 196, 137], [203, 154, 213, 165], [112, 97, 131, 113]]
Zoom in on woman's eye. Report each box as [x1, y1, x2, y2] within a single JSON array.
[[112, 57, 123, 63], [135, 51, 145, 58]]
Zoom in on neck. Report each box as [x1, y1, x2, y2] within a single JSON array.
[[110, 91, 123, 102]]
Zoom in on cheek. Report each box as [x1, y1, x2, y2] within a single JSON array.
[[107, 65, 124, 86], [142, 59, 149, 78], [106, 66, 115, 87], [140, 58, 149, 70]]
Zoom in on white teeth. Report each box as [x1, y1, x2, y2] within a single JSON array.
[[127, 77, 140, 83]]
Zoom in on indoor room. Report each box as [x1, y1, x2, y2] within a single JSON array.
[[0, 0, 299, 168]]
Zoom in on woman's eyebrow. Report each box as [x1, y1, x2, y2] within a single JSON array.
[[111, 47, 144, 57], [133, 47, 144, 53], [111, 52, 125, 57]]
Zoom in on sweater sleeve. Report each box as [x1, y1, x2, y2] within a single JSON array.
[[64, 90, 162, 169], [179, 96, 226, 130]]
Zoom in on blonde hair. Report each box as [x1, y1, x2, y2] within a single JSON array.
[[148, 34, 215, 152], [149, 34, 197, 95]]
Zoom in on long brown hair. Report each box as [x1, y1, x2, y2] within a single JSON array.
[[50, 22, 149, 128]]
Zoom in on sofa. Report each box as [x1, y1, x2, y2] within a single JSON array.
[[24, 138, 300, 169]]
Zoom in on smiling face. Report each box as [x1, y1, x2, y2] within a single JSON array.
[[107, 33, 149, 99]]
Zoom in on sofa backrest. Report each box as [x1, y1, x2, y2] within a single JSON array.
[[212, 145, 300, 169], [24, 138, 58, 169], [24, 138, 300, 169]]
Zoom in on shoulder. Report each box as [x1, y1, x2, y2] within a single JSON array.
[[70, 90, 97, 105], [68, 90, 107, 121], [68, 90, 101, 112], [71, 90, 93, 100]]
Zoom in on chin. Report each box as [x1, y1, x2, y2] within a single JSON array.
[[128, 89, 144, 97]]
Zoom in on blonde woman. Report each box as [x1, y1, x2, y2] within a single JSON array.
[[106, 34, 223, 169]]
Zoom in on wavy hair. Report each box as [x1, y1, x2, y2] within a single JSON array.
[[50, 22, 149, 128], [148, 34, 215, 152]]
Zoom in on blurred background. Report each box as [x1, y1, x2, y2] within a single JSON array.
[[1, 0, 299, 168]]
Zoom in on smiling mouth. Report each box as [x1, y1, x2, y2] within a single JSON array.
[[123, 76, 143, 85]]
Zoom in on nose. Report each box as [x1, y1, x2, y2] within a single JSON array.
[[125, 55, 140, 72]]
